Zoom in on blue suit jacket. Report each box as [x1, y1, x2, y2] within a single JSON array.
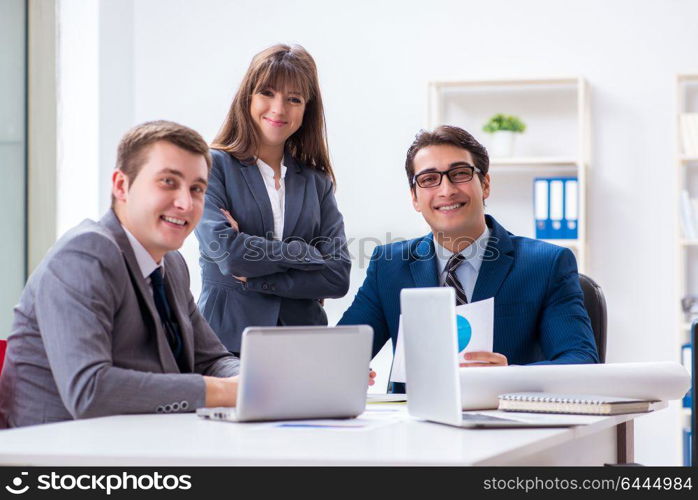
[[339, 215, 599, 366], [195, 150, 351, 352]]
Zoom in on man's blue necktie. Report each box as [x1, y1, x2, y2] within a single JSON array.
[[149, 267, 186, 371]]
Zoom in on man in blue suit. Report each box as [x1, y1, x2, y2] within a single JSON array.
[[339, 126, 598, 390]]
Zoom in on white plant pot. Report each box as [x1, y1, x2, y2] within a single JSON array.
[[490, 131, 517, 157]]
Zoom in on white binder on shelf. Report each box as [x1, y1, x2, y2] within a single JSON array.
[[680, 113, 698, 156], [680, 190, 698, 240], [534, 178, 550, 239]]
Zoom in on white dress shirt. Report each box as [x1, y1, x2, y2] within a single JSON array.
[[434, 226, 490, 303], [257, 158, 287, 241], [121, 225, 163, 296]]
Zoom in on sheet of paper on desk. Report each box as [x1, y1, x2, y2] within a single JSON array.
[[390, 297, 494, 383], [474, 410, 599, 427], [257, 415, 400, 431]]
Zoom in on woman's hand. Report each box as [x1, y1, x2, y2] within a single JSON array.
[[219, 207, 239, 232], [219, 208, 247, 282]]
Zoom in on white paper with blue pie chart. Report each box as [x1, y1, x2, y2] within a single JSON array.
[[454, 297, 494, 363], [389, 297, 495, 383]]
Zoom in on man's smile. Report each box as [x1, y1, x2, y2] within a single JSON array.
[[160, 215, 188, 227], [434, 201, 466, 213]]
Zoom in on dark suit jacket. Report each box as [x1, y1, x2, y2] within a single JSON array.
[[195, 150, 351, 351], [339, 215, 599, 368], [0, 210, 239, 428]]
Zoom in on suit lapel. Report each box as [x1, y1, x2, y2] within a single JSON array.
[[99, 210, 179, 373], [282, 155, 306, 239], [239, 159, 275, 238], [409, 235, 440, 288], [471, 215, 515, 302]]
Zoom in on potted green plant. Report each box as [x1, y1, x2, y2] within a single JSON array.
[[482, 113, 526, 157]]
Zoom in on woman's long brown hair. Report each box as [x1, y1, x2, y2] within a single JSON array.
[[211, 44, 335, 185]]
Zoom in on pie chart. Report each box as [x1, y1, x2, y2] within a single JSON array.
[[456, 314, 472, 351]]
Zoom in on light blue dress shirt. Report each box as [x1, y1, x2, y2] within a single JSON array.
[[434, 226, 490, 303]]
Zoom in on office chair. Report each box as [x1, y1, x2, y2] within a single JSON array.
[[579, 273, 607, 363]]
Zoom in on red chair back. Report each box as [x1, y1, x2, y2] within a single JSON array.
[[0, 339, 7, 375]]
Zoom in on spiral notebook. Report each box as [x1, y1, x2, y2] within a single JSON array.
[[498, 393, 661, 415]]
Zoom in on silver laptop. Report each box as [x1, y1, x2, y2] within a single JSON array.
[[400, 288, 569, 428], [197, 325, 373, 422]]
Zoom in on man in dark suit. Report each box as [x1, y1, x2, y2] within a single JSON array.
[[0, 121, 240, 427], [339, 126, 598, 390]]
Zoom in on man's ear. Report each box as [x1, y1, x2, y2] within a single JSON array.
[[481, 173, 491, 201], [112, 170, 129, 204], [410, 188, 421, 212]]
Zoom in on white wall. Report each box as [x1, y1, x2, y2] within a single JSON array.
[[57, 0, 134, 234], [0, 0, 26, 337], [56, 0, 698, 465], [57, 0, 100, 234]]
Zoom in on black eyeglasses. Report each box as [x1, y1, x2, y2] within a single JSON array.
[[412, 165, 482, 189]]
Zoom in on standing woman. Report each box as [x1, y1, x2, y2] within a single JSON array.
[[195, 44, 350, 355]]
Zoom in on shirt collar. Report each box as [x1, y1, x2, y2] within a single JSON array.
[[121, 225, 163, 279], [256, 158, 287, 180], [433, 226, 490, 276]]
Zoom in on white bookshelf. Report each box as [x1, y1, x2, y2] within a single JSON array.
[[677, 74, 698, 344], [676, 73, 698, 466], [427, 77, 591, 272]]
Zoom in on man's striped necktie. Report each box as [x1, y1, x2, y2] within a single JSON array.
[[444, 253, 468, 305]]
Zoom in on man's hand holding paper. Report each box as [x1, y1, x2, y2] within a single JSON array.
[[461, 351, 508, 367]]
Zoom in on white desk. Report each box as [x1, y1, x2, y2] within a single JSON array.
[[0, 404, 661, 466]]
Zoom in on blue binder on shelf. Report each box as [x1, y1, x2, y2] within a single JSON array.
[[682, 342, 692, 409], [534, 177, 578, 240], [564, 178, 579, 239], [689, 322, 696, 466], [548, 179, 565, 238]]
